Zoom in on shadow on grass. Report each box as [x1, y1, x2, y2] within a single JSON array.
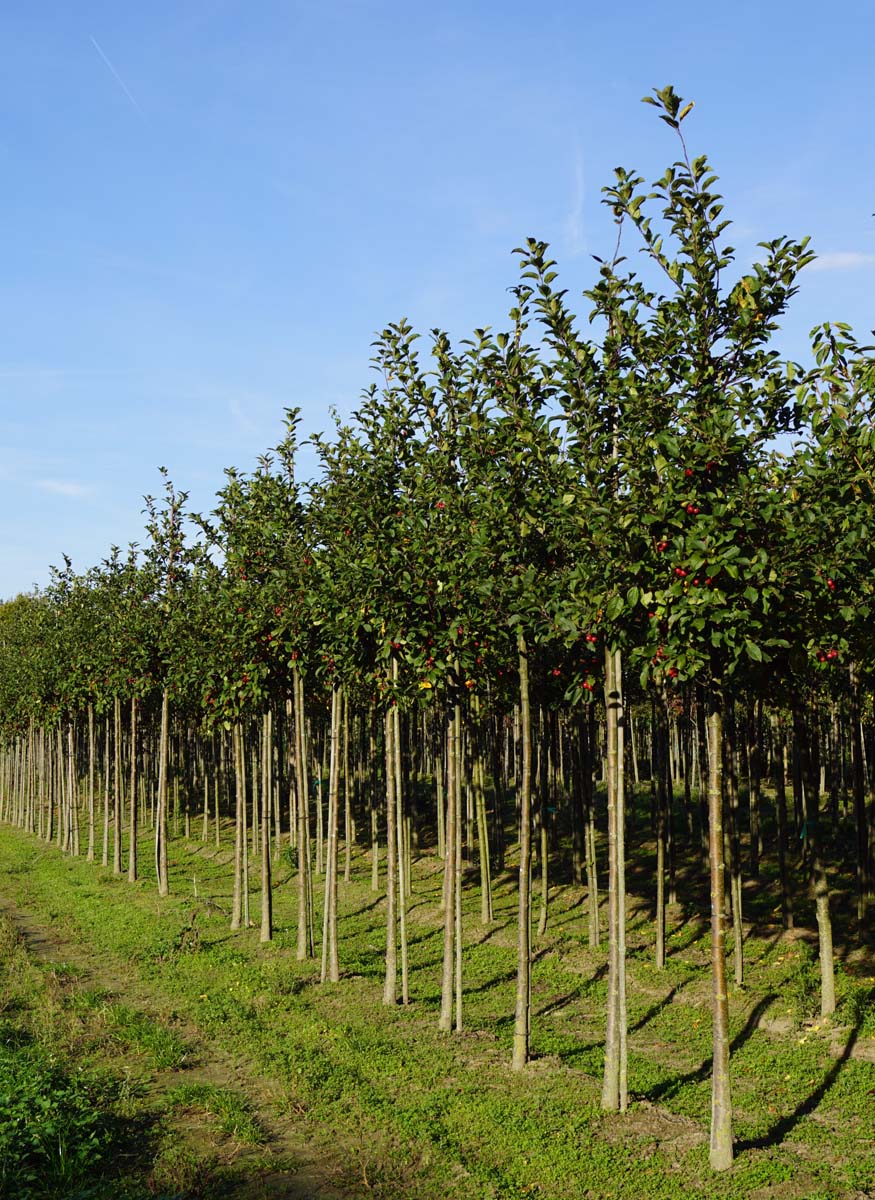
[[342, 896, 383, 921], [645, 993, 778, 1103], [667, 908, 708, 952], [629, 984, 682, 1034], [460, 948, 554, 998], [736, 991, 872, 1154]]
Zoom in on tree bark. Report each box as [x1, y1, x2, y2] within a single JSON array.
[[512, 630, 532, 1071], [601, 648, 628, 1111], [231, 721, 244, 931], [155, 688, 170, 897], [128, 696, 138, 882], [260, 707, 274, 944], [113, 696, 123, 875], [383, 695, 398, 1006], [321, 688, 341, 978], [707, 692, 733, 1171]]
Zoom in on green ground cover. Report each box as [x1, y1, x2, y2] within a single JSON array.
[[0, 809, 873, 1200]]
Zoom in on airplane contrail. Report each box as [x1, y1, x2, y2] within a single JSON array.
[[89, 34, 143, 117]]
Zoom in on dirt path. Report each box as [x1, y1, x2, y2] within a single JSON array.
[[0, 894, 361, 1200]]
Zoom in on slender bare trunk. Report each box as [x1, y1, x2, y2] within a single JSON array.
[[128, 697, 138, 882], [155, 689, 170, 897], [393, 667, 409, 1004], [602, 648, 628, 1111], [383, 697, 398, 1006], [321, 690, 341, 979], [707, 693, 733, 1171], [231, 722, 244, 931], [113, 696, 123, 875], [260, 708, 273, 943], [294, 668, 314, 959], [87, 704, 95, 862], [512, 632, 532, 1070]]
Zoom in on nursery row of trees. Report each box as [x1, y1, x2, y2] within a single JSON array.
[[2, 89, 874, 1171]]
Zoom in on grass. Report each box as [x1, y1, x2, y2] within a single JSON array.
[[0, 918, 143, 1200], [100, 1002, 191, 1069], [0, 788, 873, 1199], [0, 907, 286, 1198], [166, 1082, 266, 1144]]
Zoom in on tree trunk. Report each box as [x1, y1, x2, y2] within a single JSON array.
[[87, 704, 95, 862], [343, 691, 353, 883], [155, 688, 170, 897], [771, 714, 794, 930], [726, 709, 744, 987], [393, 667, 409, 1004], [440, 700, 462, 1032], [383, 696, 398, 1006], [113, 696, 123, 875], [321, 688, 341, 978], [294, 668, 314, 958], [601, 648, 628, 1111], [850, 665, 869, 922], [260, 708, 274, 944], [795, 704, 836, 1017], [512, 630, 532, 1070], [128, 697, 138, 882], [101, 715, 110, 866], [748, 701, 762, 879], [707, 691, 733, 1172], [231, 722, 244, 931]]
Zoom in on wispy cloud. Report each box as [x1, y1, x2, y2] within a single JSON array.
[[565, 150, 586, 256], [808, 251, 875, 272], [35, 479, 95, 499], [89, 35, 144, 117], [228, 397, 259, 435]]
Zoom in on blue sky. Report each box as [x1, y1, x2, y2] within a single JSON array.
[[2, 0, 873, 598]]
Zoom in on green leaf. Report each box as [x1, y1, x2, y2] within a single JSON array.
[[744, 639, 763, 662]]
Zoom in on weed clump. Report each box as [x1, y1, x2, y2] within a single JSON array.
[[0, 1040, 115, 1199]]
